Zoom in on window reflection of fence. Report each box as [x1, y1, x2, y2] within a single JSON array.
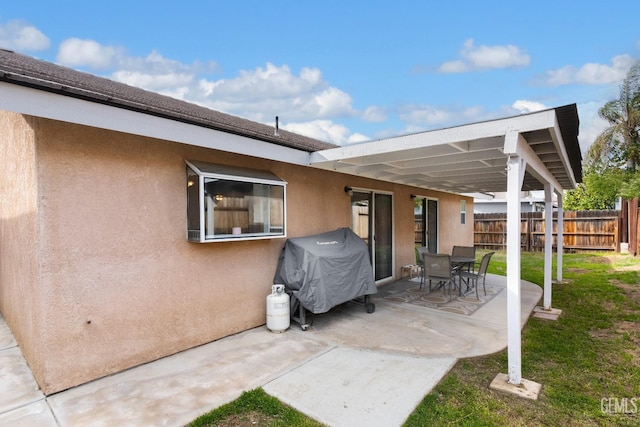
[[474, 211, 620, 252], [351, 205, 369, 242], [414, 215, 423, 246]]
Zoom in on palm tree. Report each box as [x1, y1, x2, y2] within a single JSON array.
[[587, 61, 640, 171]]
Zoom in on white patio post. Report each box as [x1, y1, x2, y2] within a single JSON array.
[[506, 153, 524, 385], [490, 132, 543, 399], [556, 192, 564, 283], [543, 183, 554, 310]]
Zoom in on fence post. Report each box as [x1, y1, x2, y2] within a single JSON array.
[[630, 198, 638, 256]]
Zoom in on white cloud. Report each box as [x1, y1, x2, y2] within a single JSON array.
[[576, 101, 610, 155], [283, 119, 359, 145], [56, 40, 217, 101], [361, 106, 387, 122], [400, 105, 453, 125], [197, 63, 356, 123], [314, 87, 354, 117], [347, 133, 370, 144], [512, 100, 547, 114], [53, 39, 363, 143], [109, 51, 199, 97], [539, 54, 635, 86], [398, 104, 488, 128], [0, 20, 49, 52], [199, 63, 321, 99], [57, 38, 122, 69], [438, 39, 530, 73]]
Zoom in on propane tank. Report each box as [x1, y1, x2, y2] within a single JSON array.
[[266, 284, 290, 333]]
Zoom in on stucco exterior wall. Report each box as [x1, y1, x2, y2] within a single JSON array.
[[0, 112, 42, 377], [2, 114, 473, 394], [437, 195, 475, 253]]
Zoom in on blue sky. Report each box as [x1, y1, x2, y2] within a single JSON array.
[[1, 1, 639, 153]]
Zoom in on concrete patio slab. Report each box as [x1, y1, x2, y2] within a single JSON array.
[[264, 347, 456, 427], [47, 329, 331, 427], [0, 274, 543, 426], [0, 346, 45, 415], [0, 314, 17, 350], [0, 400, 58, 427]]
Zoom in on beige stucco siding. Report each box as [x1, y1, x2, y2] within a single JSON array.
[[0, 112, 42, 377], [1, 113, 473, 394]]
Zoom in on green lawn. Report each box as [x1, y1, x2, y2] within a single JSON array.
[[190, 251, 640, 426]]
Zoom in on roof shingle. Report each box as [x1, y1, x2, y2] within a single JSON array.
[[0, 49, 337, 152]]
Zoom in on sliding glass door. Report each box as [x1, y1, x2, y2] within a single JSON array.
[[351, 191, 393, 281]]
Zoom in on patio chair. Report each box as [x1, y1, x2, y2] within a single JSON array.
[[452, 245, 476, 263], [459, 252, 494, 299], [452, 245, 476, 290], [421, 253, 456, 299], [416, 246, 429, 288]]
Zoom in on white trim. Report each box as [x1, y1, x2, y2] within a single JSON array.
[[311, 109, 558, 164], [550, 115, 578, 188], [186, 160, 287, 243], [0, 82, 310, 166], [185, 160, 287, 186]]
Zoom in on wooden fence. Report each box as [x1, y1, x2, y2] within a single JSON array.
[[474, 211, 621, 252]]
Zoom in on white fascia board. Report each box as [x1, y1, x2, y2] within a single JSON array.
[[310, 109, 558, 165], [0, 82, 310, 165], [549, 114, 578, 189]]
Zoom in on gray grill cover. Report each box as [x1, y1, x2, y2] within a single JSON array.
[[273, 228, 377, 314]]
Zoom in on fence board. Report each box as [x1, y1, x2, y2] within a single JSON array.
[[474, 210, 620, 252]]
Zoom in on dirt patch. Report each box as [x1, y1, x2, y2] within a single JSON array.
[[614, 281, 640, 304], [603, 277, 640, 366], [616, 265, 640, 272], [589, 329, 610, 339], [618, 321, 640, 365], [567, 268, 591, 274], [212, 411, 277, 426], [610, 280, 640, 319]]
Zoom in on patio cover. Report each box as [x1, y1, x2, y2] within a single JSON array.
[[308, 105, 581, 195], [309, 104, 582, 387]]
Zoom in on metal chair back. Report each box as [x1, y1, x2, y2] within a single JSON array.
[[476, 251, 494, 276], [452, 245, 475, 259], [460, 251, 495, 298], [423, 253, 452, 280]]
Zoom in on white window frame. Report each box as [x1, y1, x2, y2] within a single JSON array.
[[186, 160, 287, 243]]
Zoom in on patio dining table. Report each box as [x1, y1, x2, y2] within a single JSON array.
[[420, 251, 477, 296]]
